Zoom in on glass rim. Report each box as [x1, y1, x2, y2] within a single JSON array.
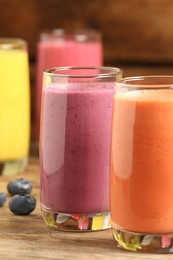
[[40, 28, 101, 42], [119, 75, 173, 86], [43, 66, 122, 79], [0, 38, 26, 50]]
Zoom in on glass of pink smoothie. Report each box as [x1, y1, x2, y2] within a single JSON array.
[[110, 76, 173, 253], [40, 66, 122, 231], [35, 29, 103, 142]]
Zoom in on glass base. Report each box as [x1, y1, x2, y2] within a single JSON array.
[[0, 157, 28, 176], [41, 207, 110, 232], [112, 227, 173, 253]]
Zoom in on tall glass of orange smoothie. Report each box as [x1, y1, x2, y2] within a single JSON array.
[[110, 76, 173, 253]]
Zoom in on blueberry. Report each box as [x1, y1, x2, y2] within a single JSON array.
[[0, 192, 7, 207], [9, 194, 36, 215], [7, 178, 32, 196]]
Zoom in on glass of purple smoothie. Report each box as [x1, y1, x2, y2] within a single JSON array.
[[40, 67, 122, 231]]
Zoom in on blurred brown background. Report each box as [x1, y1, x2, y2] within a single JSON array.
[[0, 0, 173, 139]]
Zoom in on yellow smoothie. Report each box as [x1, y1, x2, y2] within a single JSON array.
[[0, 49, 30, 161]]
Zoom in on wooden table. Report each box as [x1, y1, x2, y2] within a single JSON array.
[[0, 156, 173, 260]]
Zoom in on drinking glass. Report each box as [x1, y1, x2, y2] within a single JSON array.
[[40, 66, 122, 231], [35, 29, 103, 141], [110, 76, 173, 252], [0, 38, 30, 175]]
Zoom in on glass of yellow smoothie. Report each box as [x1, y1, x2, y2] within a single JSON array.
[[110, 76, 173, 253], [0, 38, 30, 175]]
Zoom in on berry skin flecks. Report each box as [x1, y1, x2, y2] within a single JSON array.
[[9, 194, 36, 215], [0, 192, 7, 207], [7, 178, 32, 196]]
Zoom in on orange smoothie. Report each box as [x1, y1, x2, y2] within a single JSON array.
[[110, 89, 173, 233]]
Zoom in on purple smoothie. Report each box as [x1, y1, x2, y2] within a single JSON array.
[[40, 82, 114, 214]]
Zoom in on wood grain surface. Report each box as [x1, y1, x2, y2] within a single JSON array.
[[0, 156, 172, 260]]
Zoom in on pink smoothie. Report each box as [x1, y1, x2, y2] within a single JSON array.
[[35, 39, 102, 140], [40, 82, 114, 214]]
